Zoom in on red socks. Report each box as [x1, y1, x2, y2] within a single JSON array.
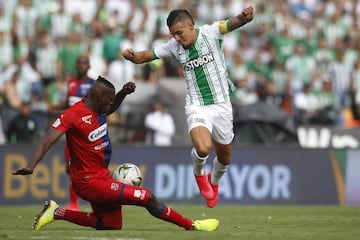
[[148, 204, 194, 230], [54, 208, 97, 228], [54, 204, 193, 230], [54, 208, 123, 230]]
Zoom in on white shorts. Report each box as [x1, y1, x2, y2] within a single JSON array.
[[185, 102, 234, 145]]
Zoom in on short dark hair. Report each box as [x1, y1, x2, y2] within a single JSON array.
[[96, 76, 115, 90], [166, 9, 194, 28], [76, 53, 90, 63]]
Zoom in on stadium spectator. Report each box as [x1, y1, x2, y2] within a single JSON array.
[[231, 78, 259, 107], [36, 31, 59, 86], [6, 101, 37, 143], [14, 51, 48, 135], [350, 58, 360, 120], [259, 80, 286, 109], [268, 59, 288, 96], [64, 0, 97, 26], [285, 42, 316, 94], [45, 75, 68, 109], [123, 6, 254, 208], [321, 10, 349, 48], [102, 21, 122, 64], [312, 36, 336, 76], [312, 77, 343, 126], [57, 31, 86, 77], [228, 51, 248, 84], [86, 37, 107, 81], [112, 29, 137, 84], [0, 69, 22, 134], [246, 50, 271, 92], [12, 77, 219, 232], [326, 50, 352, 110], [0, 31, 13, 73], [270, 27, 296, 63], [49, 0, 72, 40], [293, 83, 323, 125], [0, 3, 12, 34], [12, 0, 39, 40], [144, 99, 175, 146]]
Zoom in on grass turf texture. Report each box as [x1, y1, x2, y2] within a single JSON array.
[[1, 204, 359, 240]]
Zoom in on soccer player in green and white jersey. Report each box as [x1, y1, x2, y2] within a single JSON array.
[[123, 6, 254, 208]]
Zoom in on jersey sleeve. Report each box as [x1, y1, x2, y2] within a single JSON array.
[[153, 38, 177, 59], [202, 22, 224, 39], [51, 109, 74, 133]]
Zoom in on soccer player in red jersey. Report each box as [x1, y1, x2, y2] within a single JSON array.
[[13, 76, 219, 232], [49, 54, 96, 211]]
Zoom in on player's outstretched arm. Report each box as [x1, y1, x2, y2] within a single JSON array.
[[108, 81, 136, 114], [227, 5, 254, 32], [12, 128, 64, 175], [122, 48, 156, 64]]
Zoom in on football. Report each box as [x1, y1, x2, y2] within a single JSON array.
[[112, 163, 143, 187]]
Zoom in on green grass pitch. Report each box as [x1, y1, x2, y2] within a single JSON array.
[[1, 204, 359, 240]]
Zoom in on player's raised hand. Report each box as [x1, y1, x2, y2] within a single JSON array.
[[13, 168, 33, 175], [241, 6, 254, 21], [122, 48, 135, 61], [122, 81, 136, 95]]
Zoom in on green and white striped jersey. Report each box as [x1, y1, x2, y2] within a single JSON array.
[[153, 22, 235, 107]]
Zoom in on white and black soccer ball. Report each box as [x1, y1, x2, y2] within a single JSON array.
[[112, 163, 143, 187]]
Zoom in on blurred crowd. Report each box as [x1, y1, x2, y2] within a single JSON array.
[[1, 0, 360, 145]]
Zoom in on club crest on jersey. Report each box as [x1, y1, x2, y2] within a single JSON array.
[[82, 115, 92, 124], [88, 123, 107, 141], [110, 182, 119, 191], [183, 53, 214, 71]]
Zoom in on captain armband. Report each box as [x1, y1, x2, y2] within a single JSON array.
[[219, 20, 231, 34]]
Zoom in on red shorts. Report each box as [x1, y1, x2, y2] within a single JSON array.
[[72, 174, 150, 214]]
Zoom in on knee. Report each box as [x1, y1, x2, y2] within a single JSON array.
[[216, 152, 232, 165], [95, 211, 123, 230], [146, 192, 164, 216], [146, 192, 161, 210], [219, 157, 231, 165], [96, 221, 122, 230], [195, 145, 211, 157]]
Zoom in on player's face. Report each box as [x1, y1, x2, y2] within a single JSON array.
[[76, 57, 90, 76], [169, 20, 196, 49], [100, 89, 115, 114]]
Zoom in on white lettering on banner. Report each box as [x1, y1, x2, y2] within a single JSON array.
[[154, 164, 291, 200], [248, 165, 271, 199], [229, 165, 291, 199], [154, 164, 198, 199], [298, 127, 360, 148], [272, 165, 291, 199]]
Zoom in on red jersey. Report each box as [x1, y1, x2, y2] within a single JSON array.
[[52, 99, 111, 182], [67, 77, 96, 106]]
